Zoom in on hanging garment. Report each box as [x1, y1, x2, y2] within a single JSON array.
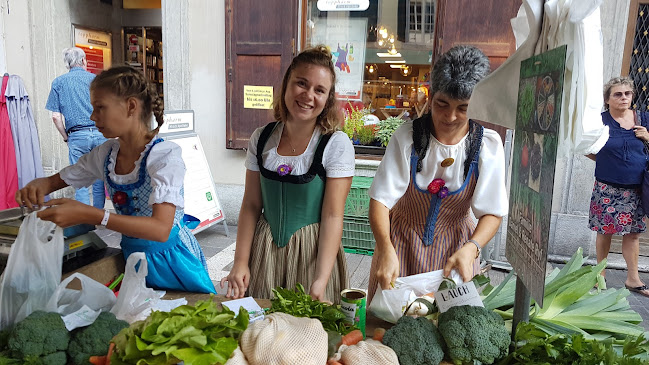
[[0, 76, 19, 209], [5, 75, 44, 188], [467, 0, 607, 156]]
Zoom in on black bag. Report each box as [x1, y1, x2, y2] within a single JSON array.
[[636, 111, 649, 216]]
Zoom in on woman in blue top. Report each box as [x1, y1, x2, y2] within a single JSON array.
[[587, 76, 649, 297], [16, 66, 215, 294]]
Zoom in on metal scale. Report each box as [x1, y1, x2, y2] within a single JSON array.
[[0, 207, 108, 267]]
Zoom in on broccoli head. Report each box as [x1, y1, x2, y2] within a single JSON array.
[[437, 305, 510, 364], [382, 315, 446, 365], [67, 311, 129, 365], [7, 311, 69, 362]]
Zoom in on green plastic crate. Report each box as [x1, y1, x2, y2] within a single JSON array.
[[342, 216, 375, 255], [344, 176, 374, 218]]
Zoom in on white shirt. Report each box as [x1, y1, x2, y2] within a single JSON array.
[[245, 122, 356, 178], [369, 121, 509, 218], [59, 137, 186, 208]]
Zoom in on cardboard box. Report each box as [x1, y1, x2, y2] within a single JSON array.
[[62, 251, 125, 290]]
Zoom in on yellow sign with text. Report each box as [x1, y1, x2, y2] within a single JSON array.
[[244, 85, 274, 109]]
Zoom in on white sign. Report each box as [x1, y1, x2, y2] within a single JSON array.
[[434, 281, 484, 313], [74, 27, 111, 48], [222, 297, 265, 323], [165, 135, 225, 233], [317, 0, 369, 11], [160, 111, 195, 135]]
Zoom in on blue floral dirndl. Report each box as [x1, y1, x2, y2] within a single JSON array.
[[104, 138, 216, 293], [589, 180, 646, 235]]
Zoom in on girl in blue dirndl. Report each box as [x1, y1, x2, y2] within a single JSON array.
[[16, 66, 215, 293]]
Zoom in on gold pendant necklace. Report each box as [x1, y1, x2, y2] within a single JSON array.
[[283, 130, 297, 154]]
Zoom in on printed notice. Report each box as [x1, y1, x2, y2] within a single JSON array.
[[244, 85, 273, 109]]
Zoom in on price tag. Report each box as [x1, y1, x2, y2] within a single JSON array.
[[434, 281, 484, 313]]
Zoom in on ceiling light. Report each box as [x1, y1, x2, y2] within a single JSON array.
[[388, 45, 398, 55], [390, 65, 404, 68], [389, 34, 395, 44], [377, 39, 384, 47], [379, 27, 388, 39], [400, 65, 411, 76], [377, 52, 402, 58], [385, 60, 406, 63]]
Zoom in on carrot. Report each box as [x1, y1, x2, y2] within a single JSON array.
[[106, 342, 115, 365], [373, 327, 386, 343], [340, 329, 364, 346], [89, 355, 107, 365]]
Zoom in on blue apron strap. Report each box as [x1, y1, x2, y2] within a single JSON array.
[[183, 214, 200, 230]]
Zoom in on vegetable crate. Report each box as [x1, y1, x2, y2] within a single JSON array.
[[342, 216, 375, 256], [344, 176, 374, 218]]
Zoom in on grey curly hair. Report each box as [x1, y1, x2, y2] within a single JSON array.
[[429, 45, 490, 100]]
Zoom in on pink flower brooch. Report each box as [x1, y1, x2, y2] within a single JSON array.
[[427, 178, 449, 198]]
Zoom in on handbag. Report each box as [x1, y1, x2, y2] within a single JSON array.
[[636, 111, 649, 216]]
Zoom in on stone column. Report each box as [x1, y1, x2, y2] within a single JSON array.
[[161, 0, 191, 111]]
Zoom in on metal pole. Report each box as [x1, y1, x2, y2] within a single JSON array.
[[511, 276, 531, 342]]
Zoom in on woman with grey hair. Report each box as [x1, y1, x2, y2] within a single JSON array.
[[587, 76, 649, 297], [63, 47, 87, 70], [367, 45, 508, 302]]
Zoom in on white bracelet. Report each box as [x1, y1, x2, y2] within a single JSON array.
[[100, 210, 110, 227], [465, 239, 481, 259]]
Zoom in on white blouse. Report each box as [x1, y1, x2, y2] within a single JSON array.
[[369, 121, 509, 218], [245, 122, 356, 178], [59, 137, 186, 208]]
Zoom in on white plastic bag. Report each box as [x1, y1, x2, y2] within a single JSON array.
[[368, 269, 462, 323], [110, 252, 160, 323], [45, 273, 117, 330], [0, 212, 64, 330]]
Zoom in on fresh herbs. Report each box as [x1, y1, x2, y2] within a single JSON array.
[[110, 295, 248, 365], [497, 321, 649, 365], [376, 116, 404, 147], [269, 284, 357, 335]]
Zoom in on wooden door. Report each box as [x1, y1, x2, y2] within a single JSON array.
[[433, 0, 521, 71], [225, 0, 298, 149]]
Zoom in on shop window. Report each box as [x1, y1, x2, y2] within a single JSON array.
[[408, 1, 435, 40], [305, 0, 519, 154], [124, 26, 164, 107], [306, 0, 433, 154], [623, 0, 649, 111]]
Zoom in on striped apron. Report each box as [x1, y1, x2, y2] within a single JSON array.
[[368, 138, 481, 303]]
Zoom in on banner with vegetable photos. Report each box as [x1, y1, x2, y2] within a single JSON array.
[[506, 45, 567, 307], [311, 18, 367, 100]]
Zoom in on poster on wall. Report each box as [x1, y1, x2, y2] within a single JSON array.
[[312, 18, 367, 101], [73, 26, 112, 75], [505, 45, 567, 307]]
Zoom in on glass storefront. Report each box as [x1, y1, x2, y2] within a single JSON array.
[[305, 0, 435, 124]]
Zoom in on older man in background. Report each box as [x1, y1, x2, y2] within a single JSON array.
[[45, 47, 106, 208]]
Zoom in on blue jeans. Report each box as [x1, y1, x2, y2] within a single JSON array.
[[67, 127, 107, 208]]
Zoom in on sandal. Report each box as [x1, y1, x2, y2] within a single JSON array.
[[625, 284, 649, 298]]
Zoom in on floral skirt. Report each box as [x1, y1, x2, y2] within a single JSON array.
[[589, 180, 646, 235]]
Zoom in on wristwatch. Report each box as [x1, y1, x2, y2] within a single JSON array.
[[464, 239, 481, 259]]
